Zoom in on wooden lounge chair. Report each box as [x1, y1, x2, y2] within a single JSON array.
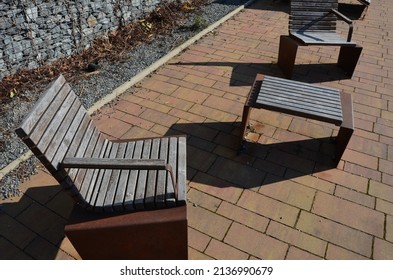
[[15, 74, 188, 260], [278, 0, 362, 78]]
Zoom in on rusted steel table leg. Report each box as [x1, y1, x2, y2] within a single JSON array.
[[239, 105, 252, 152], [278, 35, 299, 78], [337, 44, 363, 78], [335, 92, 354, 165]]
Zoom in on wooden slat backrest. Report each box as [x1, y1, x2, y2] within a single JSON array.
[[290, 0, 338, 32], [15, 74, 95, 185]]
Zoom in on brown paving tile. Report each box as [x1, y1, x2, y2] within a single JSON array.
[[334, 186, 375, 209], [237, 189, 299, 227], [188, 227, 211, 252], [0, 193, 34, 218], [314, 168, 369, 193], [58, 237, 80, 260], [187, 146, 217, 172], [0, 213, 36, 249], [140, 78, 179, 95], [344, 162, 382, 181], [289, 119, 334, 139], [312, 192, 384, 237], [224, 222, 288, 260], [45, 190, 75, 219], [189, 103, 238, 123], [189, 173, 243, 204], [24, 236, 61, 260], [188, 188, 222, 212], [208, 157, 265, 189], [188, 247, 214, 260], [296, 211, 373, 257], [0, 237, 32, 260], [373, 238, 393, 260], [376, 199, 393, 216], [217, 201, 269, 233], [188, 205, 231, 240], [326, 244, 369, 260], [342, 149, 379, 169], [16, 203, 67, 245], [259, 176, 316, 211], [285, 246, 322, 260], [286, 172, 335, 194], [369, 180, 393, 203], [267, 221, 327, 257], [205, 239, 249, 260]]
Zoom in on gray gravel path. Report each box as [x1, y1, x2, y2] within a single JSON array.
[[0, 0, 251, 199]]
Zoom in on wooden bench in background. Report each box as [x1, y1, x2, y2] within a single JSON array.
[[278, 0, 363, 78], [15, 74, 188, 260]]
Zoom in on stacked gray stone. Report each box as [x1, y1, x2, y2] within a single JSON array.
[[0, 0, 166, 80]]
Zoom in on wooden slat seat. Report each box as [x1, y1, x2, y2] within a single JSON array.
[[290, 31, 356, 46], [15, 74, 188, 259], [239, 74, 354, 166], [256, 75, 343, 125], [278, 0, 363, 78]]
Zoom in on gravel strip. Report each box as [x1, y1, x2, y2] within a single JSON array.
[[0, 0, 251, 199]]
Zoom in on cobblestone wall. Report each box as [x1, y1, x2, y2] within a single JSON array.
[[0, 0, 166, 79]]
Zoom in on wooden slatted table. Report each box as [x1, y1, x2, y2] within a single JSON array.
[[239, 74, 354, 165]]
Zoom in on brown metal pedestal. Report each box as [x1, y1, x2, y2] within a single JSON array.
[[65, 205, 188, 260], [278, 35, 362, 78]]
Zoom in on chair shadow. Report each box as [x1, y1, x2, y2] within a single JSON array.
[[0, 184, 75, 260], [167, 121, 338, 189], [338, 3, 367, 20], [172, 61, 350, 87], [245, 0, 290, 13]]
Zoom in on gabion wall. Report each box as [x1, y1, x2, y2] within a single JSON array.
[[0, 0, 165, 79]]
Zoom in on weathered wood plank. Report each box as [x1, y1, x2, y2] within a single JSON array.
[[77, 136, 108, 202], [177, 136, 187, 204], [29, 82, 72, 145], [45, 98, 82, 162], [16, 75, 66, 138], [134, 139, 152, 210], [94, 143, 120, 212], [145, 138, 160, 209], [156, 137, 168, 208], [50, 106, 88, 166], [36, 93, 77, 155], [81, 138, 110, 207], [124, 140, 143, 210], [166, 137, 177, 207], [113, 141, 136, 211], [67, 123, 97, 182], [102, 142, 127, 212], [85, 141, 113, 210]]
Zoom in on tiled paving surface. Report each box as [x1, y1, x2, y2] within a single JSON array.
[[1, 0, 393, 260]]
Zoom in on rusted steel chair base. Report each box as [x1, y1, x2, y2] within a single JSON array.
[[239, 74, 354, 166], [278, 35, 362, 78], [65, 205, 188, 260], [337, 44, 363, 77]]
